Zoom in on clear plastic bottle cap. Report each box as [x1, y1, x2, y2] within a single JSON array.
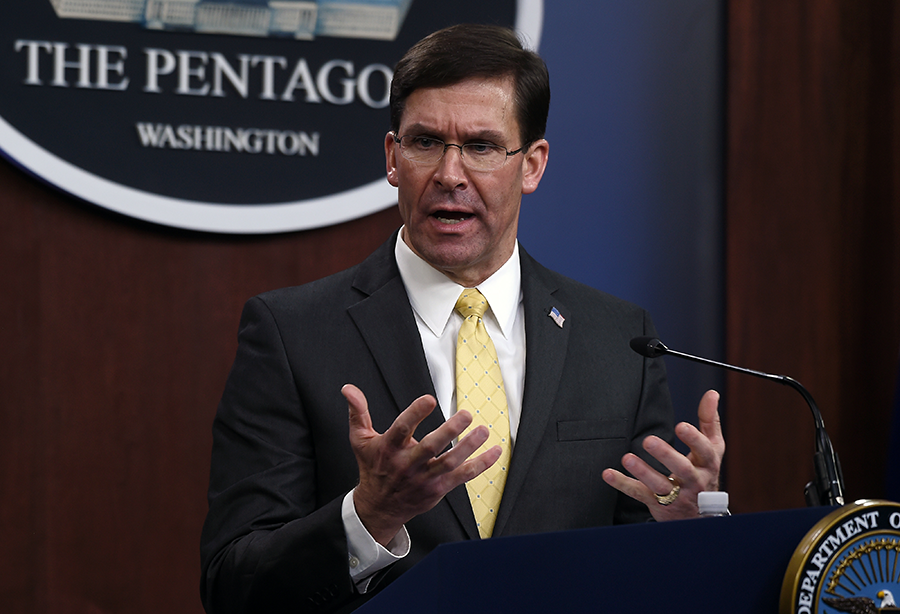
[[698, 491, 730, 515]]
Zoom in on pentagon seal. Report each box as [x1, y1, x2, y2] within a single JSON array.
[[781, 500, 900, 613]]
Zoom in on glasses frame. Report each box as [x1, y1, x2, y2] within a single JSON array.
[[391, 132, 526, 172]]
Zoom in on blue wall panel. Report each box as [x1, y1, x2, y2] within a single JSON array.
[[518, 1, 725, 430]]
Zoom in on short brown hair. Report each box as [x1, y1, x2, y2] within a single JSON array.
[[390, 24, 550, 148]]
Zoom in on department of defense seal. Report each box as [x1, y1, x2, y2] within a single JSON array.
[[781, 500, 900, 613]]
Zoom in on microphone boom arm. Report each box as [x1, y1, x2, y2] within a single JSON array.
[[631, 337, 845, 507]]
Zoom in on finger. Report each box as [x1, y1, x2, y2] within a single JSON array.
[[382, 394, 438, 449], [602, 467, 655, 505], [673, 390, 725, 469], [430, 423, 491, 469], [641, 436, 696, 481], [697, 389, 724, 446], [447, 444, 503, 486], [414, 410, 477, 463], [621, 451, 679, 497], [674, 421, 720, 471], [604, 467, 700, 522], [343, 384, 373, 434]]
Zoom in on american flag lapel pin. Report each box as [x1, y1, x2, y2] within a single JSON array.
[[548, 307, 565, 328]]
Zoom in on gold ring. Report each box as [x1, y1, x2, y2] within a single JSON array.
[[655, 476, 681, 506]]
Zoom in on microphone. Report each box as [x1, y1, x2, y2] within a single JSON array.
[[630, 336, 845, 507]]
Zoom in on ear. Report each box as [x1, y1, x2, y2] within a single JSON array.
[[385, 132, 399, 187], [521, 139, 549, 195]]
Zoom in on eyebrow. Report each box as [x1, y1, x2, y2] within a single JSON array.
[[402, 124, 509, 144]]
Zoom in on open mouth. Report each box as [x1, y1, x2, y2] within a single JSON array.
[[434, 211, 473, 225]]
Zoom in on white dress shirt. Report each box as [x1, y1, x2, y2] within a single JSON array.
[[342, 231, 527, 590]]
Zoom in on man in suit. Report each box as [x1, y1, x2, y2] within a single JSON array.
[[200, 23, 724, 614]]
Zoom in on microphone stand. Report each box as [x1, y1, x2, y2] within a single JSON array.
[[631, 337, 845, 507]]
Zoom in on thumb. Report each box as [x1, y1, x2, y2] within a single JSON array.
[[343, 384, 373, 435]]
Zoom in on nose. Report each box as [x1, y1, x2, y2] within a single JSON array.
[[433, 143, 468, 189]]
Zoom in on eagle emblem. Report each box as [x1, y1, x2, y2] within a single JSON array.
[[823, 590, 898, 613]]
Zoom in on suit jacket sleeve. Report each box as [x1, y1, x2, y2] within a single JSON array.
[[613, 311, 675, 525], [200, 296, 367, 614]]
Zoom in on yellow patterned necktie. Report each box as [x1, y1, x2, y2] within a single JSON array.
[[455, 288, 511, 538]]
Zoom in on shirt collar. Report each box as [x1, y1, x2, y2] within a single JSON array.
[[395, 229, 522, 340]]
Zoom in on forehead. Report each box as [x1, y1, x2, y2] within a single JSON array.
[[399, 77, 519, 139]]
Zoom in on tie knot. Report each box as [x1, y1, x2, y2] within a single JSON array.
[[455, 288, 488, 319]]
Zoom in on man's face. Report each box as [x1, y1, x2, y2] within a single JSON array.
[[385, 77, 549, 286]]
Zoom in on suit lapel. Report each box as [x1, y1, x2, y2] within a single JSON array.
[[346, 235, 480, 540], [493, 250, 570, 536], [346, 237, 444, 437]]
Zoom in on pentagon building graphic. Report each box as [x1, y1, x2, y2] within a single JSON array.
[[48, 0, 414, 40]]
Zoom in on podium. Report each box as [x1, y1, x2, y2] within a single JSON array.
[[357, 506, 835, 614]]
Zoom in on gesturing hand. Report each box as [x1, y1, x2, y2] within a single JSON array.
[[343, 384, 502, 546], [602, 389, 725, 521]]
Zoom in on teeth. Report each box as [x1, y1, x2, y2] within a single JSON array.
[[435, 213, 470, 225]]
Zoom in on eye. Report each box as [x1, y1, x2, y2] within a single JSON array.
[[410, 136, 441, 150], [465, 143, 499, 156]]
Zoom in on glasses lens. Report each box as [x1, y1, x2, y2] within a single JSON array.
[[461, 144, 507, 171], [397, 136, 509, 171], [399, 136, 442, 164]]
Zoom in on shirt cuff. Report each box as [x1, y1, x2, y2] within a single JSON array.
[[342, 489, 411, 593]]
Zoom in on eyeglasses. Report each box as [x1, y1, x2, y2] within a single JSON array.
[[391, 132, 525, 172]]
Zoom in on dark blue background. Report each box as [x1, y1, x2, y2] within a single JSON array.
[[518, 1, 724, 431]]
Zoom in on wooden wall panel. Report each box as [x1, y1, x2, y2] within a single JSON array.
[[726, 1, 900, 512], [0, 159, 401, 613]]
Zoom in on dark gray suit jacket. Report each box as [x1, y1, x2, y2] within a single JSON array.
[[200, 233, 675, 613]]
